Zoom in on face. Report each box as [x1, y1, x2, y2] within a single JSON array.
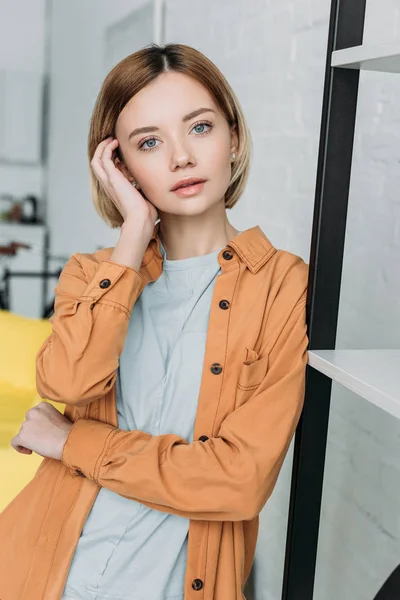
[[114, 71, 238, 217]]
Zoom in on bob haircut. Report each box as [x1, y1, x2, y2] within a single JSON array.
[[88, 43, 253, 229]]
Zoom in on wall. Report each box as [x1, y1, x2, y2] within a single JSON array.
[[45, 0, 157, 263], [0, 0, 46, 207]]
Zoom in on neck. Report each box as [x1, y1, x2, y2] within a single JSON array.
[[157, 209, 239, 261]]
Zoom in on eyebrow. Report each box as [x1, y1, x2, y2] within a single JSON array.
[[128, 107, 217, 140]]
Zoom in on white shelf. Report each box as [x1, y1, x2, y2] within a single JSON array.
[[331, 44, 400, 73], [307, 350, 400, 420]]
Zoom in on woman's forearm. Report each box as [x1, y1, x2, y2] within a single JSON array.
[[36, 224, 151, 407]]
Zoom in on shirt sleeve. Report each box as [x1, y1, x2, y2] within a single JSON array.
[[36, 252, 144, 407], [61, 293, 309, 522]]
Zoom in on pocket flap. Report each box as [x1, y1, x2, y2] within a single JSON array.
[[243, 347, 259, 364], [238, 349, 269, 390]]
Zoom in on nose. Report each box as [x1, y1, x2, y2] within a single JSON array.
[[170, 139, 196, 170]]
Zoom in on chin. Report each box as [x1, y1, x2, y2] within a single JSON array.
[[180, 197, 221, 214]]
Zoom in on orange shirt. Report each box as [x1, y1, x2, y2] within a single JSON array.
[[0, 223, 309, 600]]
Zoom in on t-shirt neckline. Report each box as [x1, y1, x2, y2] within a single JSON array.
[[159, 240, 224, 271]]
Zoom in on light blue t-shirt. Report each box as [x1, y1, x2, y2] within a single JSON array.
[[62, 238, 228, 600]]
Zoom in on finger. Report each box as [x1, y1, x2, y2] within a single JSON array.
[[11, 436, 32, 454], [99, 141, 128, 207], [92, 150, 122, 207], [93, 137, 113, 158], [102, 143, 135, 202], [91, 154, 109, 185], [101, 139, 120, 180], [91, 138, 115, 183], [93, 136, 116, 160], [91, 137, 113, 168], [90, 138, 123, 207]]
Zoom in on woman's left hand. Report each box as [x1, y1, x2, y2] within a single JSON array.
[[11, 402, 74, 460]]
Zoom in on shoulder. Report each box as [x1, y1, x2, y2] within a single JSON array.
[[274, 249, 308, 299], [256, 249, 309, 352], [260, 246, 309, 311], [249, 225, 308, 305]]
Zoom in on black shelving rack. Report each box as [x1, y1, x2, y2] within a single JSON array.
[[281, 0, 368, 598]]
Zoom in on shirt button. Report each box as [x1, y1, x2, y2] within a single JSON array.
[[99, 279, 111, 289], [75, 469, 85, 477], [222, 250, 233, 260], [199, 435, 209, 442], [219, 299, 230, 310], [210, 363, 223, 375], [192, 579, 204, 591]]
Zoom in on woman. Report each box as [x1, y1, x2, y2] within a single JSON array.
[[1, 43, 309, 600]]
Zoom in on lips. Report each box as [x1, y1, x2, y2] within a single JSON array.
[[171, 178, 206, 191], [178, 183, 195, 189]]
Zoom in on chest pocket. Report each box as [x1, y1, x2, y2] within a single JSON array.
[[235, 347, 269, 409]]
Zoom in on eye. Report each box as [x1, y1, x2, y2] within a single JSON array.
[[139, 138, 158, 151], [138, 120, 214, 152], [192, 121, 212, 134]]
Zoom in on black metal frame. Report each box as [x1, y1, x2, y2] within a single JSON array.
[[281, 0, 367, 598], [1, 268, 60, 318], [0, 232, 69, 319]]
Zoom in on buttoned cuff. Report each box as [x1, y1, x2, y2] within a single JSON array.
[[61, 418, 118, 481], [80, 259, 143, 316]]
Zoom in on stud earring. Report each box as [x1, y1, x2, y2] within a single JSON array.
[[132, 181, 137, 188], [231, 153, 236, 161]]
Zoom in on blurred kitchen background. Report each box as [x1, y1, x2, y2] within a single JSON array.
[[0, 1, 399, 599]]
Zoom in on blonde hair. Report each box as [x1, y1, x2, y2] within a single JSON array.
[[88, 43, 253, 228]]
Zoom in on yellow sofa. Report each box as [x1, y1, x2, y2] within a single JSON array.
[[0, 309, 65, 511]]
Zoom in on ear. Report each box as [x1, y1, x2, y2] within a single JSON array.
[[230, 124, 239, 155]]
